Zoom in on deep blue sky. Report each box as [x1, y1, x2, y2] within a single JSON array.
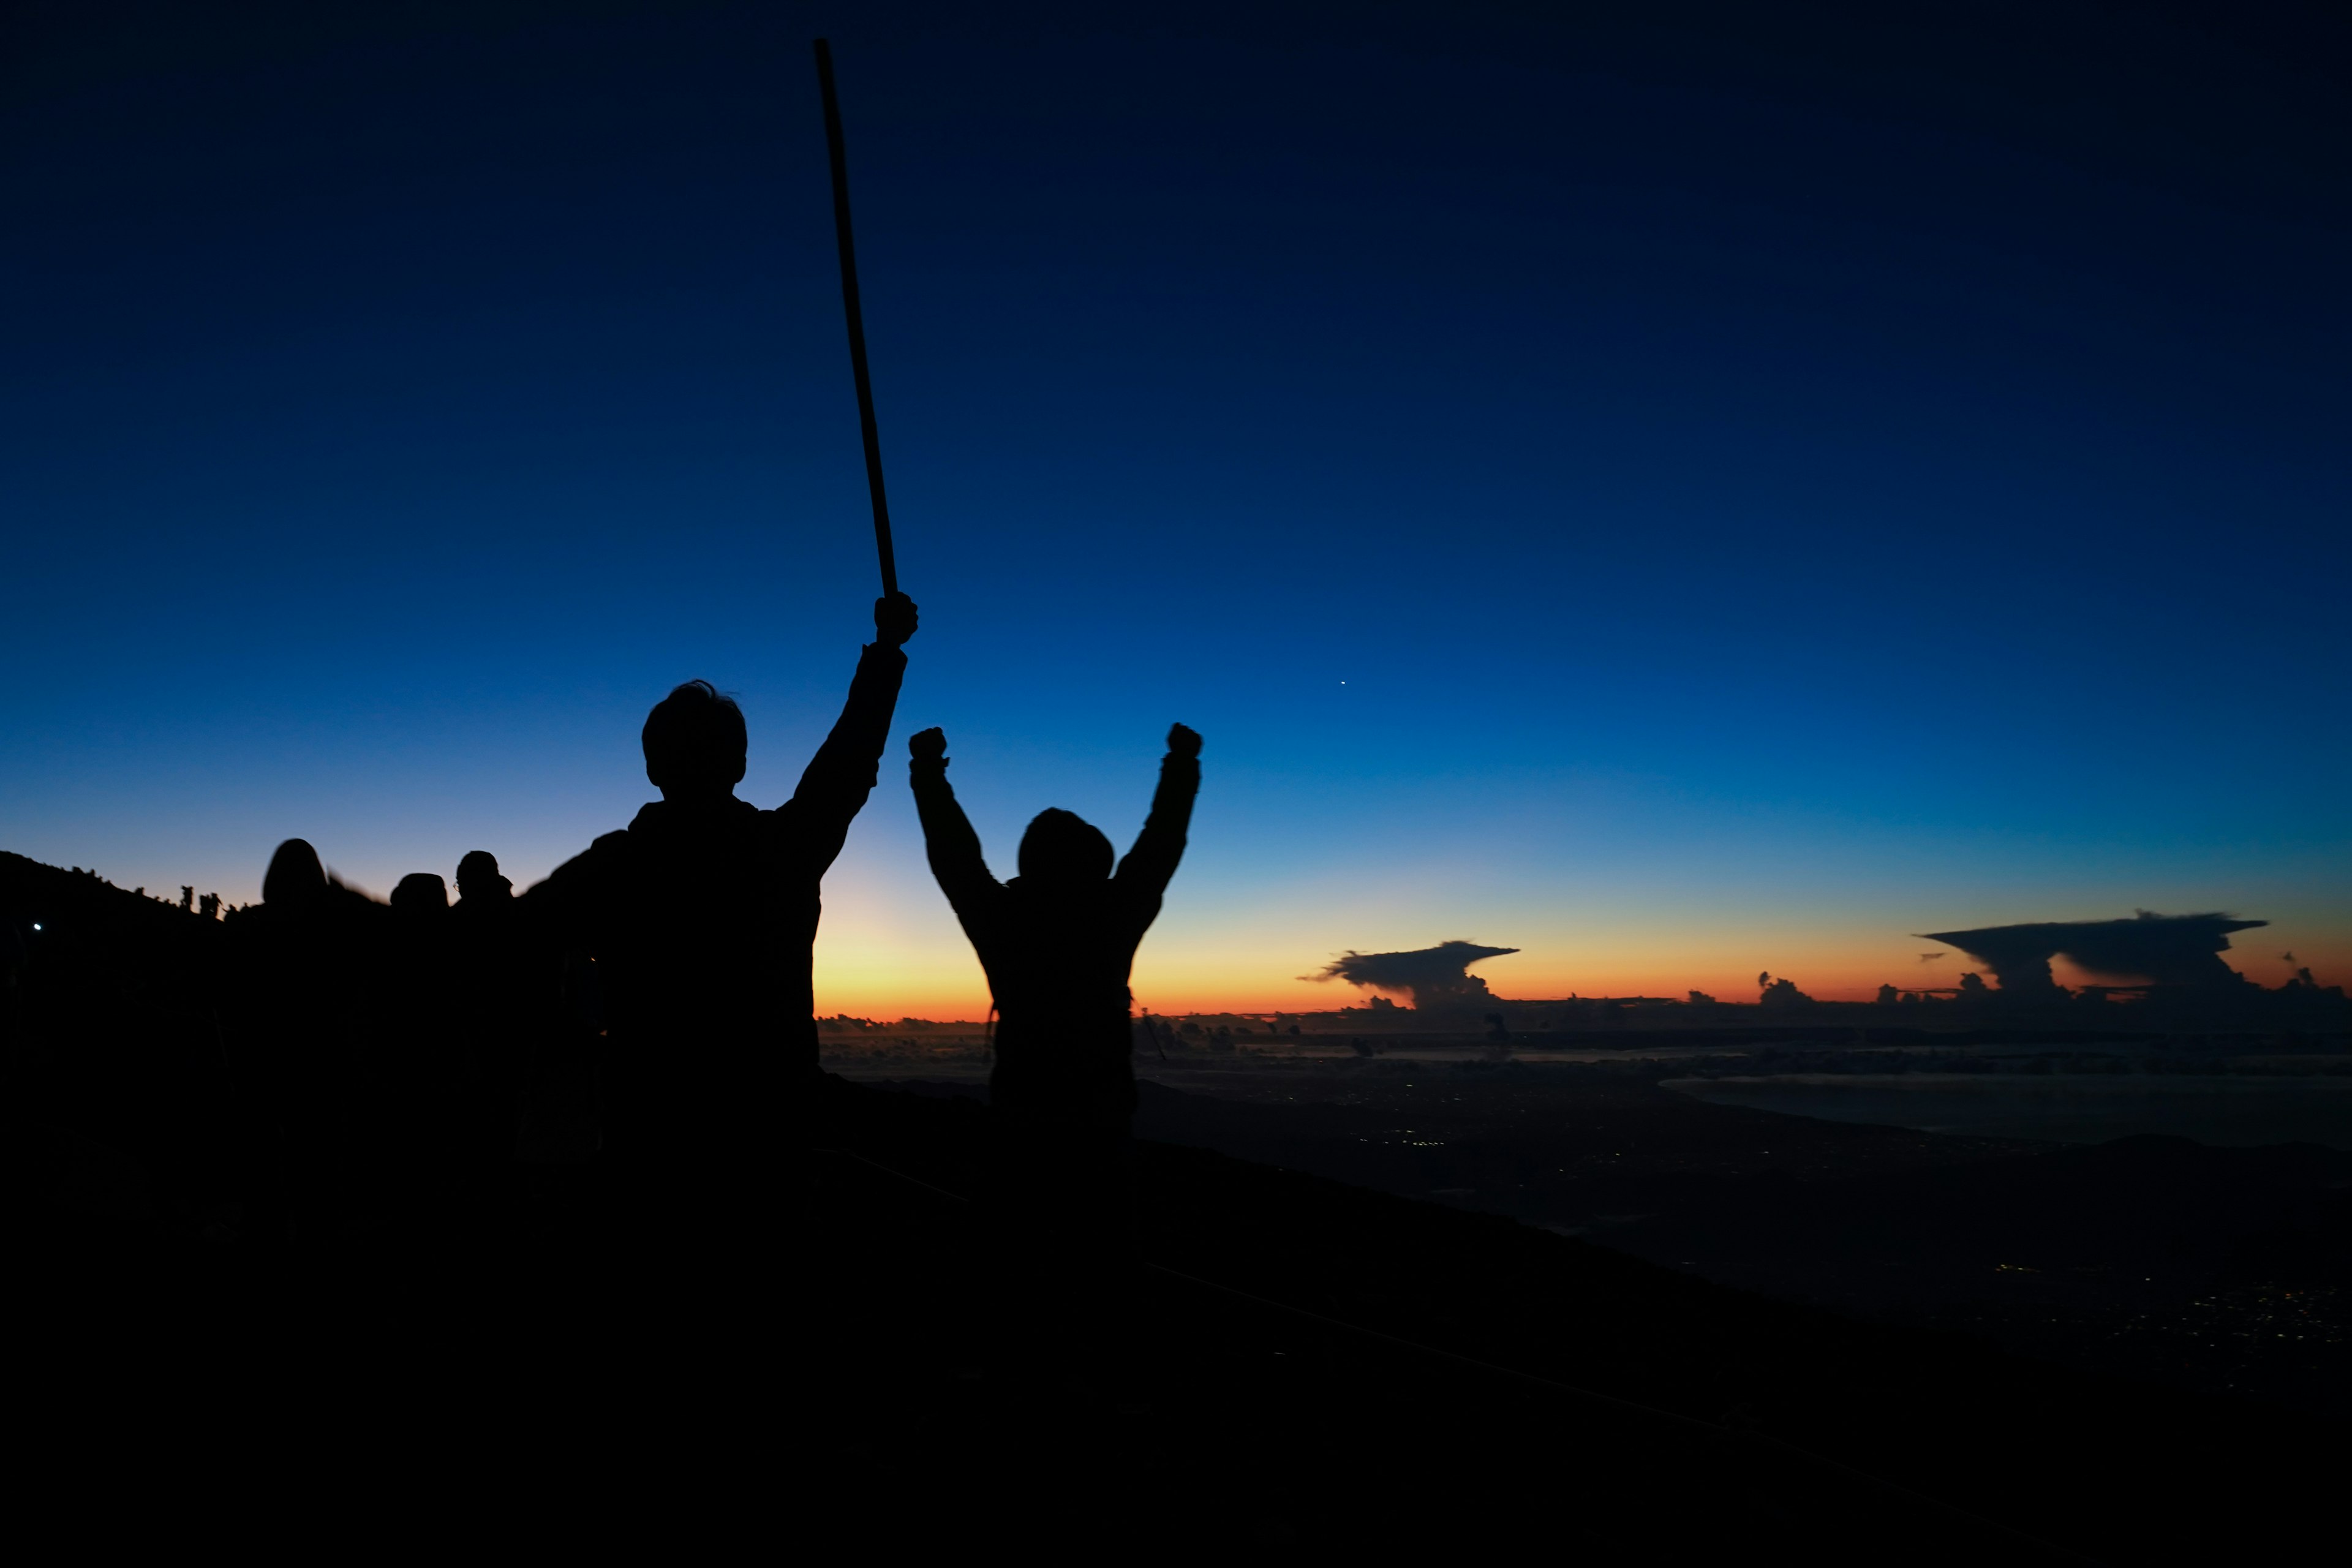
[[6, 0, 2346, 1010]]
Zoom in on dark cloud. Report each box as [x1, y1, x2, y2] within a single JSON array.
[[1917, 912, 2267, 991], [1311, 941, 1519, 1010]]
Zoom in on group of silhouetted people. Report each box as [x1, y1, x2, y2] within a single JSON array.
[[216, 591, 1197, 1368], [219, 835, 543, 1244]]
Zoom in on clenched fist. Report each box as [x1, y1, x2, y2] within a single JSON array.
[[875, 592, 919, 649]]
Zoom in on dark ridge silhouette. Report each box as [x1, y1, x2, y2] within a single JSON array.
[[1311, 940, 1519, 1009], [1921, 911, 2269, 992], [908, 720, 1199, 1371], [2, 850, 242, 1242], [521, 593, 914, 1234]]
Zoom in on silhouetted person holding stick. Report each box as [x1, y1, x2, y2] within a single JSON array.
[[525, 593, 917, 1248], [908, 721, 1199, 1379]]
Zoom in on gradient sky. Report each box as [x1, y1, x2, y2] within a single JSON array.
[[7, 1, 2348, 1016]]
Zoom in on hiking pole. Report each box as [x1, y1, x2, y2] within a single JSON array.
[[813, 38, 899, 597]]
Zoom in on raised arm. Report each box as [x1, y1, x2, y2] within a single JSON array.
[[907, 728, 1001, 917], [778, 593, 916, 867], [1114, 723, 1201, 901]]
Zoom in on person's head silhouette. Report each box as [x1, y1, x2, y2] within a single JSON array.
[[454, 850, 511, 902], [391, 872, 448, 914], [263, 839, 327, 908], [641, 680, 747, 802], [1017, 809, 1115, 886]]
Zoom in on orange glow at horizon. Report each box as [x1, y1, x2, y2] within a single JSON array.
[[812, 943, 2352, 1021]]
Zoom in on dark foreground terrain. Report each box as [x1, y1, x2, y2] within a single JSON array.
[[1095, 1060, 2352, 1417], [21, 1077, 2342, 1560]]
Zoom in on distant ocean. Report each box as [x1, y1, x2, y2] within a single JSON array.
[[1660, 1074, 2352, 1150]]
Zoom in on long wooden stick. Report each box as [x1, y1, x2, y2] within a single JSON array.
[[813, 38, 898, 597]]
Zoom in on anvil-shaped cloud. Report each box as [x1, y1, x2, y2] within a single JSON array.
[[1311, 940, 1520, 1010], [1918, 911, 2266, 991]]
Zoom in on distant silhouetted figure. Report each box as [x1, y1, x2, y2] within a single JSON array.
[[908, 720, 1199, 1378], [454, 850, 511, 907], [449, 850, 530, 1189], [221, 839, 386, 1240], [379, 871, 470, 1197], [526, 594, 917, 1242], [391, 872, 449, 914]]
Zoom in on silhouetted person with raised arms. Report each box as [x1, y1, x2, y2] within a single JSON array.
[[908, 720, 1199, 1378], [525, 593, 917, 1246]]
